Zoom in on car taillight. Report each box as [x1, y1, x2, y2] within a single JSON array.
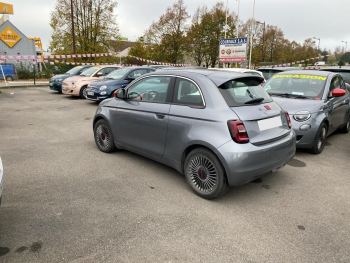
[[228, 120, 249, 144], [285, 112, 292, 129]]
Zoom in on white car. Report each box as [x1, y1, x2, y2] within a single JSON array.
[[0, 157, 3, 206], [208, 67, 265, 79]]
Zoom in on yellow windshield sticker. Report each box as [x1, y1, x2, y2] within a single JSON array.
[[272, 74, 327, 81]]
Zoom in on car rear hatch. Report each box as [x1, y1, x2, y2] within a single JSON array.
[[231, 103, 290, 145], [217, 76, 290, 146]]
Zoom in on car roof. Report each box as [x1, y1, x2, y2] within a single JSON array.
[[258, 67, 301, 71], [274, 70, 332, 77], [154, 69, 264, 86], [319, 66, 350, 72], [208, 67, 261, 73]]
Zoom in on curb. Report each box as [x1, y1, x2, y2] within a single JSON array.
[[0, 84, 48, 89]]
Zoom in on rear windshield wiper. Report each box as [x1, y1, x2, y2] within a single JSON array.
[[244, 97, 265, 104], [269, 92, 308, 99]]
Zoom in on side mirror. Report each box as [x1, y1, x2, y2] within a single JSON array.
[[95, 72, 104, 77], [331, 88, 346, 97], [113, 88, 126, 99]]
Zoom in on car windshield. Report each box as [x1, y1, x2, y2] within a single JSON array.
[[80, 66, 99, 77], [66, 66, 86, 75], [265, 74, 326, 99], [218, 78, 271, 106], [106, 68, 130, 80]]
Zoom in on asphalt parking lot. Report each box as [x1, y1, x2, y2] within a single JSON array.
[[0, 87, 349, 263]]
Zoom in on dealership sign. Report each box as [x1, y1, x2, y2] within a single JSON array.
[[0, 26, 21, 48], [219, 37, 247, 63]]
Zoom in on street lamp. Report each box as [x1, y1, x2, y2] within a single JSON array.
[[236, 0, 240, 38], [341, 41, 348, 53], [312, 37, 320, 51], [248, 0, 256, 69]]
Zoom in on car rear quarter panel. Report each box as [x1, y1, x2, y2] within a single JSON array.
[[162, 75, 239, 172]]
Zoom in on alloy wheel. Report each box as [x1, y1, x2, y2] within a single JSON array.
[[317, 126, 327, 151], [95, 124, 112, 151], [186, 155, 218, 193]]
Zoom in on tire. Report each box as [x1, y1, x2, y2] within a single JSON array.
[[339, 115, 350, 134], [5, 76, 13, 81], [184, 148, 228, 199], [94, 119, 116, 153], [79, 86, 88, 99], [310, 123, 328, 154]]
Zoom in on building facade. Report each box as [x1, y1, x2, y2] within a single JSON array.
[[0, 19, 36, 67]]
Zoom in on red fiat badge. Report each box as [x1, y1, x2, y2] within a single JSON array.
[[264, 105, 272, 110]]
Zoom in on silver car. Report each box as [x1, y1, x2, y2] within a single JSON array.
[[265, 70, 350, 154], [93, 69, 296, 199], [0, 157, 4, 206]]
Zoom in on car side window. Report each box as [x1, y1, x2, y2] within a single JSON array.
[[339, 77, 347, 90], [330, 76, 340, 91], [173, 78, 204, 107], [128, 69, 149, 79], [127, 76, 171, 103], [98, 67, 116, 76]]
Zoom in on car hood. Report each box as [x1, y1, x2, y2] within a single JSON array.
[[64, 76, 97, 83], [90, 79, 127, 87], [51, 74, 69, 80], [272, 97, 323, 114]]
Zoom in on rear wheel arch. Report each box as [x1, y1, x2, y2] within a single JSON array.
[[182, 144, 228, 182], [93, 115, 107, 128]]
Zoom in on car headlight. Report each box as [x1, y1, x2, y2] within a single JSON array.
[[293, 111, 311, 122], [99, 85, 107, 91], [55, 78, 63, 83], [100, 91, 107, 95]]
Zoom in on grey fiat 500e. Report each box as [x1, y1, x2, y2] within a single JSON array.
[[93, 69, 296, 199], [264, 70, 350, 154]]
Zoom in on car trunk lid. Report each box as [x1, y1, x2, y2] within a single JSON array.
[[230, 102, 290, 145]]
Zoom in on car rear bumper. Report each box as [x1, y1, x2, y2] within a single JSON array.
[[218, 130, 296, 186]]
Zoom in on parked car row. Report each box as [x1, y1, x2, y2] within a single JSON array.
[[49, 66, 350, 199]]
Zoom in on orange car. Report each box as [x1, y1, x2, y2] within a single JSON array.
[[62, 65, 120, 98]]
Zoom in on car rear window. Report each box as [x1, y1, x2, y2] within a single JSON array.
[[218, 77, 272, 107]]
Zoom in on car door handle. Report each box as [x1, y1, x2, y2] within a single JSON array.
[[155, 113, 165, 120]]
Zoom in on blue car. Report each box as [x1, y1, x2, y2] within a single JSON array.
[[85, 67, 155, 101], [49, 65, 92, 93]]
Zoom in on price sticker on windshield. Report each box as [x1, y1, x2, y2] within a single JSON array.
[[272, 74, 327, 81]]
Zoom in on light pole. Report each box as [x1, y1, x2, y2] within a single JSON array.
[[70, 0, 77, 56], [313, 37, 320, 51], [341, 41, 348, 53], [236, 0, 240, 37], [224, 0, 229, 39], [248, 0, 256, 69]]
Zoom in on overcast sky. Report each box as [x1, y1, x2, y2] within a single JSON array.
[[7, 0, 350, 51]]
